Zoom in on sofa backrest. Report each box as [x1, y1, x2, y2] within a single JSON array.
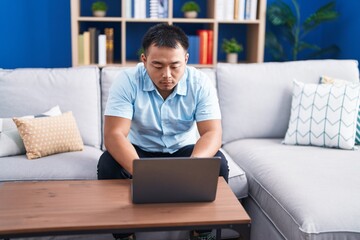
[[216, 60, 360, 144], [0, 67, 102, 148]]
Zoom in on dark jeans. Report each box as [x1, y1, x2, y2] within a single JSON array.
[[97, 144, 229, 239], [98, 144, 229, 182]]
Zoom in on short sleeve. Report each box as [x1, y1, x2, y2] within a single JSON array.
[[195, 72, 221, 122], [104, 71, 135, 119]]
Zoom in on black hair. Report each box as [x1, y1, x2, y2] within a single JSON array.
[[142, 23, 189, 55]]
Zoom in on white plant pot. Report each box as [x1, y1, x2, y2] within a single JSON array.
[[184, 11, 198, 18], [226, 53, 238, 63], [93, 10, 106, 17]]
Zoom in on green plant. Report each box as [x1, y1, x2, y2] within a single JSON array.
[[92, 1, 108, 11], [266, 0, 339, 61], [221, 38, 243, 54], [181, 1, 201, 13]]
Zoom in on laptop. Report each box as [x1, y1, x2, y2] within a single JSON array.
[[131, 157, 221, 204]]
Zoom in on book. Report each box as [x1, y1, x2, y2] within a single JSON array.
[[149, 0, 158, 18], [215, 0, 225, 20], [104, 28, 114, 64], [134, 0, 146, 18], [207, 30, 214, 64], [234, 0, 245, 20], [244, 0, 258, 20], [234, 0, 239, 20], [78, 34, 84, 65], [249, 0, 258, 20], [83, 31, 90, 65], [126, 0, 132, 18], [224, 0, 235, 20], [187, 35, 199, 64], [89, 27, 97, 64], [197, 30, 208, 65], [158, 0, 168, 18], [98, 34, 106, 66], [238, 0, 246, 20]]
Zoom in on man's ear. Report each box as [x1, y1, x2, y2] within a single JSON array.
[[141, 53, 146, 64], [185, 53, 189, 63]]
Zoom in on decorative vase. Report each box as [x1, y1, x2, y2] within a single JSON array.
[[226, 53, 238, 63], [93, 10, 106, 17], [184, 11, 198, 18]]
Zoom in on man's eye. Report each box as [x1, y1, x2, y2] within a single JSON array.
[[154, 66, 162, 69]]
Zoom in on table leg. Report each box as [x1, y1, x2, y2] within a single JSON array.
[[232, 223, 251, 240], [216, 229, 221, 240]]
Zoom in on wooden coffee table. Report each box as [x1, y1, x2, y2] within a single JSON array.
[[0, 178, 250, 240]]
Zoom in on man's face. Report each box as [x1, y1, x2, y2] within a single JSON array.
[[142, 43, 188, 99]]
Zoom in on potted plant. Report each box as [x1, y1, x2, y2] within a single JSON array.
[[92, 1, 108, 17], [221, 38, 243, 63], [181, 1, 200, 18], [266, 0, 339, 61]]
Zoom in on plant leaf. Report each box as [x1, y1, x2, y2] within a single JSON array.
[[265, 31, 287, 61], [267, 0, 296, 28], [298, 41, 321, 52], [278, 26, 296, 45], [303, 1, 339, 33], [306, 44, 340, 59]]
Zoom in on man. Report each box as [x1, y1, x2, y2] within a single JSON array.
[[98, 23, 228, 240]]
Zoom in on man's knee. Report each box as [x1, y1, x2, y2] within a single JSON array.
[[97, 151, 130, 180], [98, 151, 114, 179], [215, 150, 229, 182]]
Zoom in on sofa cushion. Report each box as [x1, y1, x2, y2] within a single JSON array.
[[0, 146, 102, 181], [0, 67, 101, 149], [216, 60, 359, 144], [284, 80, 360, 150], [223, 138, 360, 240], [13, 112, 84, 159], [220, 148, 248, 198], [0, 105, 62, 157]]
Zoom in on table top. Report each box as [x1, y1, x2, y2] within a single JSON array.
[[0, 178, 250, 237]]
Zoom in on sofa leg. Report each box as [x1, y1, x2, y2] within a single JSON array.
[[233, 223, 251, 240]]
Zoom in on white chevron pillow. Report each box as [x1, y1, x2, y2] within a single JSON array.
[[284, 80, 360, 150]]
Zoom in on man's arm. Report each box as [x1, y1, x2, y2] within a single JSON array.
[[104, 116, 139, 175], [191, 119, 222, 157]]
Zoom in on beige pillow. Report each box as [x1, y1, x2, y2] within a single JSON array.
[[13, 112, 83, 159], [0, 105, 62, 157]]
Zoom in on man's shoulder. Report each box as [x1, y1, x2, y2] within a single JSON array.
[[113, 63, 144, 85], [185, 66, 214, 89]]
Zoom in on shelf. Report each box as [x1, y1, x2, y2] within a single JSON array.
[[171, 18, 216, 23], [78, 17, 123, 22], [71, 0, 266, 67], [123, 18, 170, 23]]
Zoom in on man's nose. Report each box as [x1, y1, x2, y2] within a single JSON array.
[[163, 67, 171, 78]]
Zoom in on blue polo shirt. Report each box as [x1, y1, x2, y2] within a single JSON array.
[[105, 63, 221, 153]]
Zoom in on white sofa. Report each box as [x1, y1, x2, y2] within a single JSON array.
[[1, 59, 360, 240], [0, 66, 246, 240]]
